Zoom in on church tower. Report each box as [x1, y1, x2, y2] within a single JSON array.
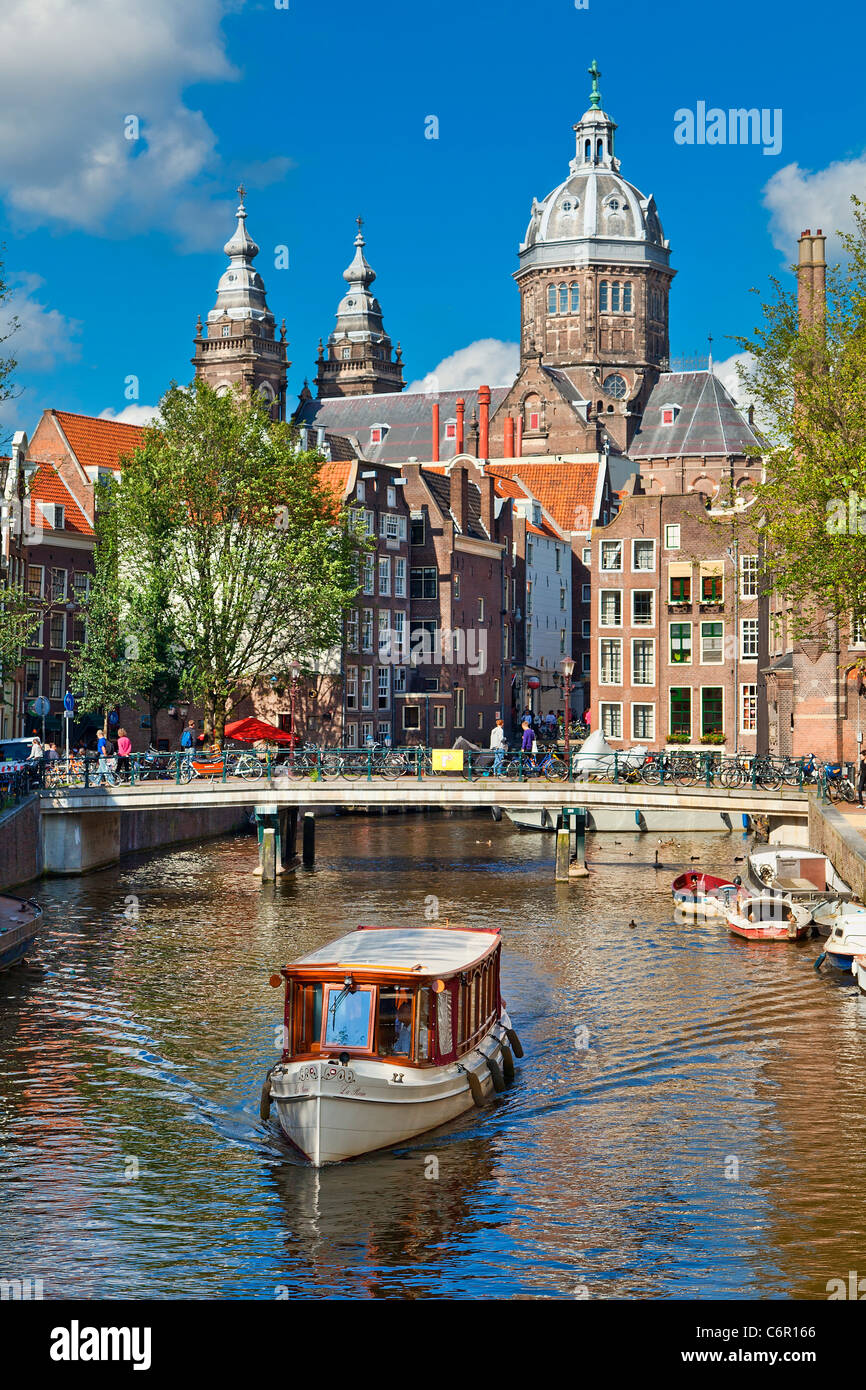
[[192, 187, 289, 420], [490, 61, 675, 456], [314, 219, 404, 398]]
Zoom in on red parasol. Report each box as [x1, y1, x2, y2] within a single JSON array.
[[223, 717, 299, 746]]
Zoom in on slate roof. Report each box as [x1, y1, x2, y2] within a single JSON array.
[[295, 387, 510, 464], [629, 371, 764, 459], [487, 460, 602, 534], [540, 364, 588, 409], [421, 467, 489, 540], [51, 410, 145, 472]]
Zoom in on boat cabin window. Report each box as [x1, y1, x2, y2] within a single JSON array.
[[454, 952, 500, 1055], [293, 983, 324, 1052], [377, 986, 413, 1056], [321, 983, 375, 1051]]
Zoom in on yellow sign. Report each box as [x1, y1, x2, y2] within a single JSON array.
[[432, 749, 464, 772]]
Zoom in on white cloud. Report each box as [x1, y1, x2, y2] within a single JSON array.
[[98, 404, 161, 426], [0, 0, 247, 247], [407, 339, 519, 394], [713, 350, 755, 407], [763, 155, 866, 260], [3, 272, 82, 371]]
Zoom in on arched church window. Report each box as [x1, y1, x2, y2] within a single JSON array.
[[599, 281, 608, 312], [547, 284, 557, 314], [623, 283, 632, 312], [584, 139, 591, 160], [570, 282, 580, 312], [611, 283, 621, 312], [558, 284, 568, 313], [603, 374, 627, 399], [596, 139, 603, 160]]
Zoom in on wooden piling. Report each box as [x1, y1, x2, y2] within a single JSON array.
[[555, 827, 571, 881], [302, 811, 315, 865], [260, 827, 276, 882]]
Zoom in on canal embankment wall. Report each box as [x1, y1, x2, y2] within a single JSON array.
[[809, 799, 866, 901], [0, 796, 252, 885], [0, 794, 44, 890]]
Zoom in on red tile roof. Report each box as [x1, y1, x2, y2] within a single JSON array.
[[318, 460, 354, 503], [29, 463, 94, 537], [487, 461, 600, 533], [52, 410, 145, 472]]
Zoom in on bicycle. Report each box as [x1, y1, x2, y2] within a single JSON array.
[[339, 741, 408, 781]]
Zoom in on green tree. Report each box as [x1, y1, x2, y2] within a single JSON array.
[[736, 197, 866, 640], [91, 379, 364, 744]]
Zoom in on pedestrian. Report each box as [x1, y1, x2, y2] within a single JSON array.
[[181, 719, 197, 751], [858, 750, 866, 807], [116, 727, 132, 778], [94, 728, 116, 787], [44, 742, 60, 763], [27, 733, 43, 762]]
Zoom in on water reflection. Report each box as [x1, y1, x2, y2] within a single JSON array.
[[1, 816, 866, 1298]]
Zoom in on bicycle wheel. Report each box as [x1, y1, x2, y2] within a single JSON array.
[[842, 779, 857, 803], [718, 760, 742, 789], [504, 756, 522, 780], [672, 755, 698, 787], [641, 760, 662, 784], [340, 753, 367, 780], [544, 754, 568, 782], [239, 755, 264, 781], [380, 752, 407, 780], [758, 764, 782, 791]]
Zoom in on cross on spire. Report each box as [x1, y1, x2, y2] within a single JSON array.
[[588, 58, 602, 109], [237, 183, 246, 205], [356, 214, 364, 231]]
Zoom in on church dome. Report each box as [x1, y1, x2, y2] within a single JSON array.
[[520, 62, 670, 269], [207, 188, 274, 325]]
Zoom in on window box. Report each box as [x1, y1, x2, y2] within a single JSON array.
[[699, 601, 723, 613], [699, 733, 727, 745], [666, 732, 691, 744]]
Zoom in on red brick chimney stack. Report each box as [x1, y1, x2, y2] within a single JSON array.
[[478, 384, 490, 460], [456, 397, 465, 454], [450, 462, 469, 534], [504, 415, 515, 458], [431, 402, 439, 462]]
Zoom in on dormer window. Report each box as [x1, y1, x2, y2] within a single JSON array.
[[39, 503, 64, 529], [370, 424, 388, 445], [661, 404, 681, 426], [445, 421, 457, 440]]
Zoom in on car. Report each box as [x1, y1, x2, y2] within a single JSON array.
[[0, 738, 39, 770]]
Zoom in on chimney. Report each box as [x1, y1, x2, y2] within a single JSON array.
[[480, 473, 495, 538], [516, 414, 523, 457], [478, 384, 490, 459], [797, 227, 826, 329], [450, 462, 469, 534], [456, 397, 465, 454], [504, 415, 515, 458], [431, 402, 439, 462]]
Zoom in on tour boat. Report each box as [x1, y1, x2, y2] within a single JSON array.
[[747, 847, 850, 917], [812, 900, 866, 972], [260, 924, 522, 1166], [0, 894, 43, 972], [726, 894, 813, 942], [671, 871, 739, 918]]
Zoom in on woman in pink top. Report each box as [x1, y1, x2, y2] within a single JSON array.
[[116, 727, 132, 778]]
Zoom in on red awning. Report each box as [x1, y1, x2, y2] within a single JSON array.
[[223, 717, 297, 745]]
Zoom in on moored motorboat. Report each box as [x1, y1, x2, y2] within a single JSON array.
[[852, 953, 866, 994], [261, 924, 522, 1166], [747, 847, 850, 920], [813, 900, 866, 972], [0, 894, 43, 971], [726, 894, 812, 942], [672, 871, 739, 918]]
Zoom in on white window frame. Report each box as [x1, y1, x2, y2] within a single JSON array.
[[631, 590, 655, 627], [581, 584, 591, 603], [631, 702, 655, 742], [631, 538, 656, 573], [599, 701, 623, 741], [377, 665, 390, 710], [393, 665, 407, 694], [740, 554, 759, 600], [740, 618, 759, 661], [345, 665, 358, 711], [740, 683, 757, 734], [394, 557, 406, 598], [599, 589, 622, 628], [361, 608, 374, 653], [599, 637, 623, 686], [664, 524, 681, 550], [378, 557, 391, 596], [631, 637, 655, 687], [582, 546, 591, 566], [600, 540, 622, 572], [581, 619, 591, 638], [360, 667, 373, 711]]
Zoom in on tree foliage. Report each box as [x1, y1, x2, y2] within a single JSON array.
[[736, 197, 866, 641], [83, 379, 365, 742]]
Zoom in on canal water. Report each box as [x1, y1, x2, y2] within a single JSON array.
[[2, 813, 866, 1300]]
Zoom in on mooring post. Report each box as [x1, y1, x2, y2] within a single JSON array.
[[260, 827, 276, 882], [555, 822, 571, 881], [302, 811, 315, 865], [570, 807, 589, 877]]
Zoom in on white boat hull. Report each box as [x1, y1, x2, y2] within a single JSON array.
[[269, 1016, 512, 1166], [853, 955, 866, 993]]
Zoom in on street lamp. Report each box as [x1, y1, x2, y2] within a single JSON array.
[[289, 662, 301, 763], [560, 656, 575, 765]]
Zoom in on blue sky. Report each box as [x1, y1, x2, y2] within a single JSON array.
[[1, 0, 864, 441]]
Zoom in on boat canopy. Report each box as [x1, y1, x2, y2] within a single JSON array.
[[292, 926, 500, 978]]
